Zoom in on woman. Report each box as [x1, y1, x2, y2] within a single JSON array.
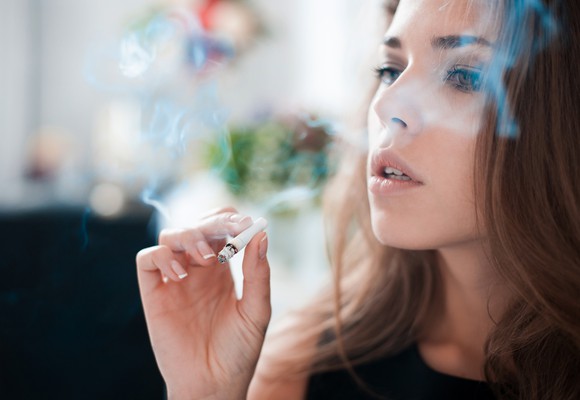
[[136, 0, 580, 398]]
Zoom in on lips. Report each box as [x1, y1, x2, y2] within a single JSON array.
[[368, 150, 423, 197], [369, 150, 423, 184]]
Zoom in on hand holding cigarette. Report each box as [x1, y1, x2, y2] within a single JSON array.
[[135, 208, 271, 399], [218, 217, 268, 263]]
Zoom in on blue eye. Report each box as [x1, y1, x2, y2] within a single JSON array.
[[445, 66, 483, 92], [374, 65, 402, 85]]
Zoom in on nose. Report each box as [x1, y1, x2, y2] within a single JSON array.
[[370, 82, 423, 143], [391, 117, 407, 128]]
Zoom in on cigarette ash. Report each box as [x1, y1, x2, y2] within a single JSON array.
[[217, 243, 237, 263]]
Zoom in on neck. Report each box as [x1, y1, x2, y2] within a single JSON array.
[[419, 241, 510, 378]]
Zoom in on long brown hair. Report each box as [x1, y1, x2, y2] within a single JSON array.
[[477, 0, 580, 398], [266, 1, 580, 399]]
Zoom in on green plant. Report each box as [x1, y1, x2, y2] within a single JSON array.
[[204, 117, 333, 206]]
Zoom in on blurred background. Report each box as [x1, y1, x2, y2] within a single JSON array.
[[0, 0, 381, 398]]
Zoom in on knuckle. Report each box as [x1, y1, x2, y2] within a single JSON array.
[[180, 229, 200, 245], [135, 248, 148, 265], [150, 246, 170, 266], [158, 245, 173, 259], [218, 206, 238, 215], [136, 245, 170, 271], [158, 228, 174, 244], [207, 211, 235, 226]]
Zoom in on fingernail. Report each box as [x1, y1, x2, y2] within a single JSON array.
[[197, 241, 216, 260], [171, 260, 188, 279], [230, 214, 252, 226], [162, 275, 169, 284], [229, 214, 246, 222], [258, 234, 268, 260], [241, 216, 252, 223]]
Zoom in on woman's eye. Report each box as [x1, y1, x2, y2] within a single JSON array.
[[374, 65, 402, 86], [445, 66, 483, 92]]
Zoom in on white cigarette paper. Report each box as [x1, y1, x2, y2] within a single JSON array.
[[217, 217, 268, 263]]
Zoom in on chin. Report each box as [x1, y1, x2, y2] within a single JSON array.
[[370, 213, 429, 250], [371, 226, 432, 250], [369, 209, 480, 251]]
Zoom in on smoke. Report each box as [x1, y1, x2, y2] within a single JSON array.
[[118, 33, 156, 79], [84, 5, 236, 224], [82, 0, 562, 226], [484, 0, 558, 138]]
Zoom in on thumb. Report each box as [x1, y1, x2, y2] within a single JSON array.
[[240, 231, 271, 330]]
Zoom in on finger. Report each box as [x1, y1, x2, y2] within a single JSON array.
[[197, 212, 254, 240], [159, 228, 217, 266], [239, 232, 271, 331], [170, 260, 189, 280], [158, 213, 253, 266], [159, 213, 252, 246], [136, 245, 184, 291], [190, 240, 219, 266]]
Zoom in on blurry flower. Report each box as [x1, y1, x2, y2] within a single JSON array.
[[198, 0, 263, 51], [284, 114, 333, 152], [184, 33, 234, 70], [204, 113, 335, 207], [121, 0, 263, 77]]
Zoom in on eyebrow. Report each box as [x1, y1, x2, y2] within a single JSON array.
[[432, 35, 492, 49], [383, 35, 492, 50]]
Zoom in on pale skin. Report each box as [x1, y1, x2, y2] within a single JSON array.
[[366, 0, 508, 383], [137, 0, 510, 398], [136, 207, 272, 399]]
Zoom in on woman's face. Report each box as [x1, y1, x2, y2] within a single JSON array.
[[367, 0, 495, 250]]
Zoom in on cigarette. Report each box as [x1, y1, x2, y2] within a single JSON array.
[[217, 217, 268, 263]]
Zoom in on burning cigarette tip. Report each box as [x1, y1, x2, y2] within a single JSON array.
[[217, 217, 268, 263]]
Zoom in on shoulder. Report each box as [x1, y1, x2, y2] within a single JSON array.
[[247, 315, 319, 400]]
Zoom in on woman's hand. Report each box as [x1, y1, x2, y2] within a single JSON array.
[[136, 207, 271, 400]]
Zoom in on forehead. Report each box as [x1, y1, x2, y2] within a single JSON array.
[[388, 0, 498, 40]]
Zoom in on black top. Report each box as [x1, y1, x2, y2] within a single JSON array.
[[306, 344, 496, 400]]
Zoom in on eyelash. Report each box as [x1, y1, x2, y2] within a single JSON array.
[[373, 65, 401, 86], [445, 65, 483, 92], [373, 64, 483, 93]]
